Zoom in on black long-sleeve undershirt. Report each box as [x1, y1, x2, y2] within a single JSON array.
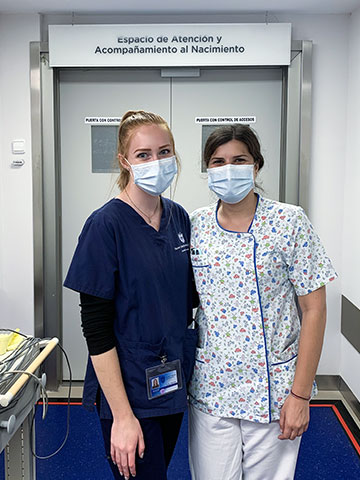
[[79, 292, 116, 356]]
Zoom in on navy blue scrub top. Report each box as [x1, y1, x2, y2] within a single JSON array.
[[64, 197, 197, 419]]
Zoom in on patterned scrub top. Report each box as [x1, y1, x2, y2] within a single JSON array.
[[189, 195, 337, 423]]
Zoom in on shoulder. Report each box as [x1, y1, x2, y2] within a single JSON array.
[[163, 197, 190, 223], [81, 199, 124, 236], [190, 203, 217, 224], [162, 197, 188, 215], [259, 196, 302, 215], [258, 196, 305, 225]]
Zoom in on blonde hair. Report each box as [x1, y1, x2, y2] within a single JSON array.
[[116, 110, 178, 191]]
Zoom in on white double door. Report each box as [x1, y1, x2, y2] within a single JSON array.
[[60, 67, 282, 379]]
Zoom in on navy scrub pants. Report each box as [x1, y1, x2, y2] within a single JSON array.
[[99, 413, 184, 479]]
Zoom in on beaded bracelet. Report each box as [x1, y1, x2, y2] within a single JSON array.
[[290, 389, 311, 401]]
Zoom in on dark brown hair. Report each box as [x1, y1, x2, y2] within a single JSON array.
[[203, 125, 264, 171]]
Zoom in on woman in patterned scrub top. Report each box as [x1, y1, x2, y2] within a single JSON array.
[[188, 125, 337, 480]]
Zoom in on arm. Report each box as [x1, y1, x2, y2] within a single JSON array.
[[91, 349, 145, 478], [80, 293, 144, 478], [278, 286, 326, 440]]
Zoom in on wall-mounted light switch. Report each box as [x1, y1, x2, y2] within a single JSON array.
[[11, 140, 25, 154]]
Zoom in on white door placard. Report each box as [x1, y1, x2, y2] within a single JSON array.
[[49, 23, 291, 67], [195, 116, 256, 124], [84, 117, 121, 125]]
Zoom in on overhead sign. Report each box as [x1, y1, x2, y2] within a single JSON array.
[[195, 116, 256, 124], [49, 23, 291, 67]]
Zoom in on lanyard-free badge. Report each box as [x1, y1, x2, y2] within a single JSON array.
[[145, 355, 183, 400]]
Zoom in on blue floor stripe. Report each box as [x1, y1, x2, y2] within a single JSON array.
[[0, 404, 359, 479]]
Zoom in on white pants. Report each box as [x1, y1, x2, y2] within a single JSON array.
[[188, 405, 301, 480]]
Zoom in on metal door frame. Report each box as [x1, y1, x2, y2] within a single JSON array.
[[30, 40, 312, 389]]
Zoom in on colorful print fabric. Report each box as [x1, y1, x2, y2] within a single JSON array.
[[189, 196, 337, 423]]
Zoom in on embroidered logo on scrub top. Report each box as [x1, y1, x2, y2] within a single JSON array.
[[178, 232, 185, 243]]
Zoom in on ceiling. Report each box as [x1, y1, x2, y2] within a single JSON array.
[[0, 0, 359, 15]]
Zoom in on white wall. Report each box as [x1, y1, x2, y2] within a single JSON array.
[[341, 6, 360, 400], [275, 14, 349, 375], [0, 14, 40, 335], [0, 12, 353, 382]]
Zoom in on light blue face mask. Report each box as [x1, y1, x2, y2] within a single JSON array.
[[207, 164, 255, 204], [128, 156, 178, 196]]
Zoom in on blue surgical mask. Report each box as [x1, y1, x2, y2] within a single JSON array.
[[207, 164, 255, 204], [127, 156, 178, 196]]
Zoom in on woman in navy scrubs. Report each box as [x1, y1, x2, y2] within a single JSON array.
[[64, 111, 197, 480]]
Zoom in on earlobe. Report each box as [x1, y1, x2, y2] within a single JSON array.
[[118, 154, 130, 171]]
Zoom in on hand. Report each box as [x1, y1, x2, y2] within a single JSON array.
[[278, 394, 309, 440], [110, 414, 145, 479]]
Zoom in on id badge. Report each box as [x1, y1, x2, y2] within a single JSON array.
[[146, 359, 183, 400]]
